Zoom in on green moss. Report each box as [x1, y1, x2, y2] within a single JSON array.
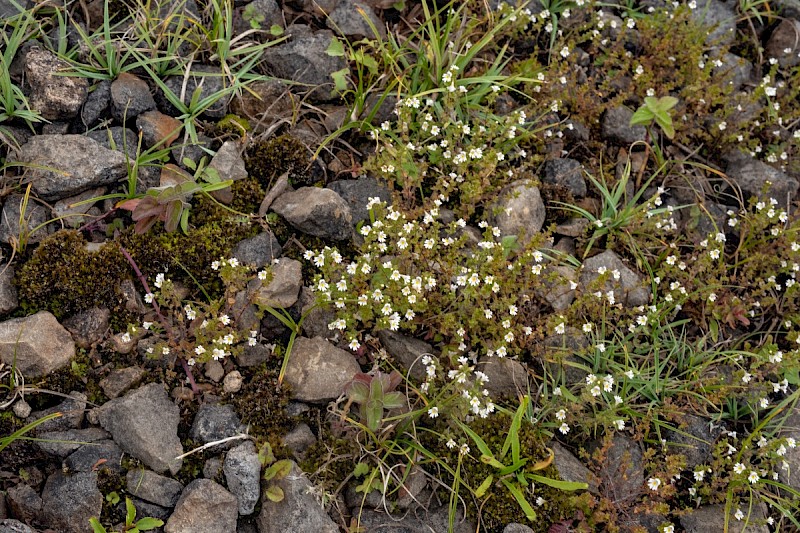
[[226, 363, 292, 446], [209, 114, 250, 139], [244, 134, 316, 188]]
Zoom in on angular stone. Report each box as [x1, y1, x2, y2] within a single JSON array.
[[40, 471, 102, 533], [0, 193, 53, 245], [30, 391, 87, 433], [81, 79, 111, 127], [99, 366, 146, 399], [64, 439, 124, 474], [602, 106, 646, 146], [0, 520, 35, 533], [261, 26, 348, 102], [110, 72, 156, 122], [691, 0, 737, 45], [229, 79, 294, 128], [550, 441, 599, 494], [63, 307, 110, 349], [255, 258, 302, 308], [327, 175, 391, 225], [6, 484, 41, 524], [283, 423, 316, 461], [233, 230, 282, 270], [377, 329, 434, 383], [25, 47, 88, 121], [0, 311, 75, 378], [136, 110, 183, 149], [492, 181, 546, 243], [580, 250, 649, 308], [205, 360, 224, 382], [159, 65, 227, 119], [256, 462, 338, 533], [664, 414, 722, 469], [36, 427, 109, 458], [327, 0, 385, 38], [15, 135, 128, 201], [271, 187, 353, 241], [165, 479, 238, 533], [126, 469, 184, 507], [284, 336, 360, 402], [223, 441, 261, 515], [190, 404, 244, 448], [52, 187, 106, 229], [0, 266, 21, 316], [598, 434, 643, 504], [681, 504, 769, 533], [543, 158, 587, 198], [539, 265, 577, 312], [96, 383, 183, 474], [725, 151, 799, 209], [479, 357, 528, 398]]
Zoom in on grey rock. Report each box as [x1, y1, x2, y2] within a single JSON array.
[[204, 456, 224, 480], [63, 307, 110, 349], [172, 134, 213, 170], [127, 469, 184, 507], [327, 175, 391, 225], [491, 181, 546, 243], [0, 0, 25, 18], [224, 441, 262, 516], [233, 231, 282, 270], [598, 434, 643, 504], [377, 330, 434, 383], [713, 53, 753, 92], [223, 370, 243, 393], [284, 336, 360, 402], [237, 0, 283, 33], [159, 65, 227, 119], [99, 366, 146, 399], [262, 26, 348, 102], [563, 119, 590, 143], [110, 72, 156, 122], [0, 520, 35, 533], [205, 360, 225, 382], [680, 504, 769, 533], [6, 484, 41, 524], [128, 497, 171, 523], [298, 286, 336, 341], [40, 471, 102, 533], [36, 427, 109, 458], [298, 0, 338, 13], [0, 311, 75, 379], [353, 506, 475, 533], [544, 327, 591, 386], [768, 18, 800, 68], [31, 391, 87, 432], [775, 0, 800, 19], [229, 79, 294, 128], [256, 462, 338, 533], [25, 47, 88, 120], [664, 414, 721, 469], [539, 264, 577, 312], [395, 465, 426, 510], [580, 250, 649, 308], [543, 158, 587, 198], [691, 0, 737, 45], [87, 126, 139, 158], [15, 135, 128, 201], [81, 80, 112, 127], [479, 357, 528, 398], [282, 423, 316, 461], [0, 265, 17, 315], [602, 106, 646, 146], [64, 439, 124, 474], [725, 151, 799, 209], [166, 479, 238, 533], [344, 482, 382, 510], [96, 383, 183, 475], [272, 187, 353, 241], [361, 93, 397, 126], [190, 404, 244, 447], [504, 525, 535, 533], [327, 0, 385, 38], [237, 343, 271, 368], [550, 441, 599, 494], [210, 140, 247, 182], [255, 258, 303, 308], [11, 398, 30, 419], [53, 187, 106, 229], [0, 193, 53, 245]]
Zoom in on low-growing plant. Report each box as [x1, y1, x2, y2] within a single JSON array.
[[258, 441, 293, 502], [89, 496, 164, 533], [0, 2, 43, 128], [344, 370, 406, 434]]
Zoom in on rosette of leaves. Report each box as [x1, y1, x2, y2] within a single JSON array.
[[345, 370, 406, 433], [89, 496, 163, 533]]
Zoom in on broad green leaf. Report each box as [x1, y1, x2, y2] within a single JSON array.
[[353, 462, 370, 478], [326, 37, 345, 57], [502, 479, 537, 521], [135, 517, 165, 530], [480, 454, 505, 469], [264, 459, 293, 481], [654, 113, 675, 139], [347, 381, 370, 403], [382, 391, 406, 409], [475, 475, 493, 497], [456, 420, 493, 457], [270, 24, 283, 36], [629, 106, 654, 128], [331, 68, 349, 93], [125, 497, 136, 524], [89, 518, 107, 533], [265, 485, 284, 502], [258, 442, 275, 466]]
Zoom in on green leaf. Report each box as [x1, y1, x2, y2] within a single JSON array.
[[347, 381, 370, 403], [134, 517, 164, 531], [106, 491, 120, 505], [89, 518, 107, 533], [331, 68, 349, 94], [475, 475, 493, 497], [265, 485, 284, 502], [382, 391, 406, 410], [629, 106, 654, 127], [480, 454, 505, 469], [502, 479, 537, 521], [353, 462, 370, 478], [709, 319, 719, 343], [270, 24, 284, 36], [266, 459, 293, 480], [654, 113, 675, 139], [528, 473, 588, 491], [258, 442, 275, 466], [125, 497, 136, 524], [326, 37, 345, 57], [456, 420, 493, 458]]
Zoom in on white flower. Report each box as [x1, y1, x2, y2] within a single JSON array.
[[614, 419, 625, 430], [428, 407, 439, 418], [733, 463, 745, 474], [258, 270, 268, 280], [154, 273, 165, 288], [144, 293, 154, 303], [559, 422, 570, 434], [446, 439, 457, 449], [555, 409, 567, 421], [459, 443, 470, 456], [142, 321, 152, 330], [647, 477, 662, 491], [121, 332, 131, 343], [219, 314, 231, 326], [734, 509, 744, 521]]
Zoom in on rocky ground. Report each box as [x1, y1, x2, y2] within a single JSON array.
[[1, 0, 800, 532]]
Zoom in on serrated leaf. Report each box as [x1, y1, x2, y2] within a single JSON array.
[[265, 485, 284, 502]]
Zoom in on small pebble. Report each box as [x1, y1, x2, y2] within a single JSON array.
[[223, 371, 243, 393], [13, 398, 31, 418], [205, 360, 224, 382]]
